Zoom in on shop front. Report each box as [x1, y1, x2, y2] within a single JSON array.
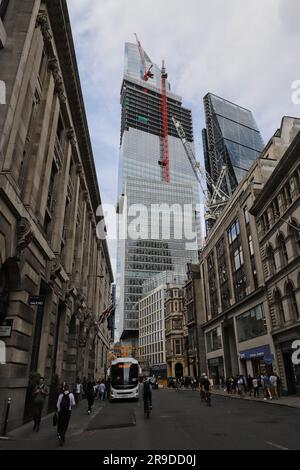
[[239, 344, 274, 377], [207, 356, 224, 388]]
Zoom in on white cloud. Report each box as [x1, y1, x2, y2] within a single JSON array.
[[67, 0, 300, 275]]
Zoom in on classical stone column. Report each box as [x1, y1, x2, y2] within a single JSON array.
[[50, 135, 72, 254], [36, 94, 60, 222], [64, 164, 81, 275], [22, 70, 55, 208]]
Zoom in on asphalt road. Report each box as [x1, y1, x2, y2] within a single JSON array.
[[1, 388, 300, 450]]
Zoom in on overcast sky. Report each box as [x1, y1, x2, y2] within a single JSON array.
[[67, 0, 300, 276]]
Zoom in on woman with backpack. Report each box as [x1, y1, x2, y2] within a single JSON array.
[[56, 383, 75, 446]]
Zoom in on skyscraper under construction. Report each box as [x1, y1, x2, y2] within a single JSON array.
[[116, 41, 200, 344]]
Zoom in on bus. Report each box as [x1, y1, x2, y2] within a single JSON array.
[[108, 357, 141, 401]]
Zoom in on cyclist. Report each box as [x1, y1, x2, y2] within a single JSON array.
[[201, 375, 212, 406]]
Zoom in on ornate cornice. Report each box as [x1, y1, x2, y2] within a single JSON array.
[[36, 12, 52, 44], [16, 218, 33, 259], [48, 57, 66, 103], [67, 128, 77, 148], [49, 254, 62, 284]]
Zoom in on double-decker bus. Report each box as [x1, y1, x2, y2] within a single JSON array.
[[108, 357, 141, 401]]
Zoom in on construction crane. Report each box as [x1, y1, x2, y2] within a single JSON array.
[[160, 60, 170, 183], [134, 33, 154, 81], [172, 116, 230, 223]]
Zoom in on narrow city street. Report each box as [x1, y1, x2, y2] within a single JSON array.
[[1, 388, 300, 451]]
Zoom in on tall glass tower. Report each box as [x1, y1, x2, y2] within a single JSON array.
[[202, 93, 264, 196], [116, 42, 200, 343]]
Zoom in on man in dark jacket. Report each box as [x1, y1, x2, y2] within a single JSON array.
[[143, 377, 152, 415], [32, 377, 49, 432]]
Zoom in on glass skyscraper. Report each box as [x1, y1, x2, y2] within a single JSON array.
[[202, 93, 264, 197], [116, 42, 200, 342]]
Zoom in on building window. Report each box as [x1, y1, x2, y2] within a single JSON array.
[[273, 198, 280, 219], [285, 183, 292, 205], [206, 326, 222, 353], [289, 219, 300, 258], [285, 282, 299, 320], [243, 207, 250, 225], [248, 234, 254, 257], [266, 244, 276, 275], [174, 339, 181, 355], [274, 289, 286, 325], [277, 233, 288, 267], [233, 246, 244, 271], [228, 219, 240, 244], [237, 304, 267, 342], [207, 252, 218, 318], [216, 237, 230, 310]]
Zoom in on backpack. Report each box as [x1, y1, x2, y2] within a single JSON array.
[[60, 393, 70, 412]]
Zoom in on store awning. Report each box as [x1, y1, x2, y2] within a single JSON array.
[[239, 344, 272, 361]]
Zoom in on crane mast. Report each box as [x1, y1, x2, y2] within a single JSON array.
[[161, 61, 170, 183]]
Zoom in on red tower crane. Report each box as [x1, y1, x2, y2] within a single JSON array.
[[134, 33, 154, 81], [161, 60, 170, 183]]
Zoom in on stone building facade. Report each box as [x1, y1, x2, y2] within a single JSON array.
[[165, 284, 186, 378], [198, 117, 300, 387], [0, 0, 113, 431], [251, 124, 300, 395], [183, 263, 206, 378]]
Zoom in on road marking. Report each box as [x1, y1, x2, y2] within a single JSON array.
[[265, 441, 290, 450]]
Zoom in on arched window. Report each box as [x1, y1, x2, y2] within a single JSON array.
[[289, 219, 300, 258], [285, 281, 299, 320], [274, 289, 286, 325], [69, 315, 77, 335], [277, 233, 288, 268], [266, 244, 276, 275]]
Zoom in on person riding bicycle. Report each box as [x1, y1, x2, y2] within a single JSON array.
[[200, 374, 211, 405], [143, 376, 152, 416]]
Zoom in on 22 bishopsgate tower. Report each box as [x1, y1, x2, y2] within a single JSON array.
[[115, 42, 200, 344]]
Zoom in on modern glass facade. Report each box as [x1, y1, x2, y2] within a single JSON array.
[[202, 93, 264, 196], [116, 43, 200, 341]]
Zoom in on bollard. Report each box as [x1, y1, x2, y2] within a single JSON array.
[[2, 397, 11, 437]]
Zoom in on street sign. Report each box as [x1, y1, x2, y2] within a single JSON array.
[[29, 296, 45, 306], [0, 319, 13, 338]]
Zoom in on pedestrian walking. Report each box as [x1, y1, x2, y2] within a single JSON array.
[[237, 376, 244, 396], [247, 374, 253, 396], [86, 381, 95, 414], [252, 377, 259, 398], [262, 373, 272, 400], [56, 383, 75, 446], [143, 376, 152, 417], [74, 378, 82, 406], [199, 373, 208, 402], [270, 373, 278, 399], [32, 376, 49, 432], [99, 381, 106, 400]]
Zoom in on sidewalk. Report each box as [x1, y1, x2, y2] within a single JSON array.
[[0, 398, 105, 442], [166, 385, 300, 409], [211, 388, 300, 409]]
